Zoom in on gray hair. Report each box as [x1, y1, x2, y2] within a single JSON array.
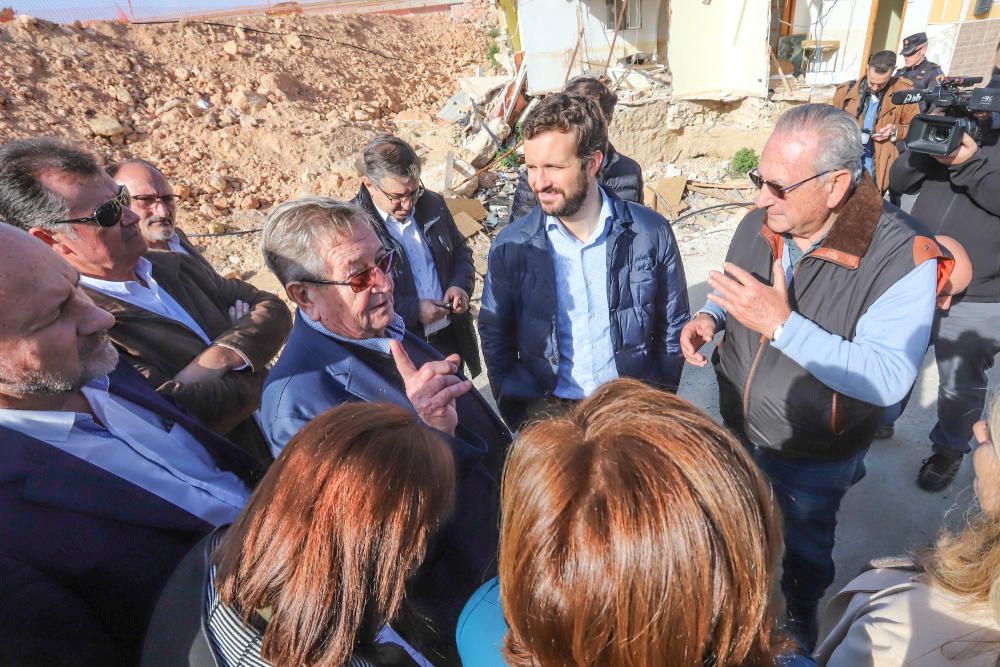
[[0, 137, 103, 234], [362, 134, 421, 184], [261, 196, 374, 285], [773, 104, 864, 187]]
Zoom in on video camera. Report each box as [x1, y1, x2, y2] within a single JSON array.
[[890, 76, 1000, 156]]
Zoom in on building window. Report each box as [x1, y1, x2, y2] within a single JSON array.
[[606, 0, 641, 29]]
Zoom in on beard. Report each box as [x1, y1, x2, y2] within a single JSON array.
[[0, 334, 119, 395], [536, 168, 589, 218], [144, 216, 176, 242]]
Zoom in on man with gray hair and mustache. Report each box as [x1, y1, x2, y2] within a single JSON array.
[[109, 158, 217, 274], [0, 224, 261, 666], [680, 103, 951, 649]]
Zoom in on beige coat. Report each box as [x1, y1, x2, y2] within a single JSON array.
[[815, 566, 1000, 666]]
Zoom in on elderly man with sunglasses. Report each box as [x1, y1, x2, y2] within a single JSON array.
[[258, 197, 509, 658], [0, 138, 291, 467], [680, 104, 950, 650], [109, 158, 217, 275], [352, 134, 482, 378]]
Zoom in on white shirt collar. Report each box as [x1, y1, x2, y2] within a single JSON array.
[[80, 256, 155, 292]]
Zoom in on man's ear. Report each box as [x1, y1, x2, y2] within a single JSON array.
[[827, 170, 854, 208], [587, 150, 604, 178], [27, 227, 72, 256], [285, 282, 314, 311]]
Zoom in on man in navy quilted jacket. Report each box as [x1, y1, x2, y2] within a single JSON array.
[[479, 93, 690, 430]]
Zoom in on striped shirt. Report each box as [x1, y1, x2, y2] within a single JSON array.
[[204, 533, 431, 666]]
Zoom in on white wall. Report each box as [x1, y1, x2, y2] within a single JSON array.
[[899, 0, 960, 72], [519, 0, 664, 94], [667, 0, 770, 100], [792, 0, 872, 85]]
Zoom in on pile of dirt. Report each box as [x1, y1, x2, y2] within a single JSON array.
[[0, 11, 490, 265]]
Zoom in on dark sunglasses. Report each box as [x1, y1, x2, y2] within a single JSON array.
[[748, 168, 831, 199], [131, 193, 181, 207], [55, 185, 131, 228], [302, 249, 395, 293], [373, 180, 425, 205]]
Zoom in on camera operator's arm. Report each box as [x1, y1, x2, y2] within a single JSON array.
[[943, 134, 1000, 216], [889, 144, 937, 194]]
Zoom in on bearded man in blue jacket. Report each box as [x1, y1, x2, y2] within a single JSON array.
[[479, 92, 690, 430]]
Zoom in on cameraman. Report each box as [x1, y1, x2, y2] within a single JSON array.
[[889, 115, 1000, 492], [834, 50, 918, 193]]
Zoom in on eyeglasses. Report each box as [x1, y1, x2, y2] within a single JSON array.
[[302, 249, 395, 293], [748, 168, 832, 199], [373, 180, 425, 205], [131, 193, 181, 208], [55, 185, 131, 228]]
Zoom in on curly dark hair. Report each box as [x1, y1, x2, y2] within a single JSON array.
[[521, 92, 608, 160]]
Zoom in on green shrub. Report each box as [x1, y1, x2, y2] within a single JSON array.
[[730, 148, 759, 178], [487, 43, 500, 69]]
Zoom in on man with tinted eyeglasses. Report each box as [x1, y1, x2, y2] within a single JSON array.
[[679, 104, 949, 650], [109, 158, 217, 275], [0, 138, 291, 467], [352, 134, 481, 377], [259, 197, 510, 658]]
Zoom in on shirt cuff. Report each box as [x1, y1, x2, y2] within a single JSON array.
[[214, 343, 252, 372]]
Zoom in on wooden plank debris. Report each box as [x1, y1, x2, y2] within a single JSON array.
[[452, 211, 484, 239], [445, 197, 488, 221]]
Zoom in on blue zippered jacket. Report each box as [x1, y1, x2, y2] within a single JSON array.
[[478, 187, 690, 428]]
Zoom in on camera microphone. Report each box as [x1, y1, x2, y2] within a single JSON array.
[[890, 89, 926, 105]]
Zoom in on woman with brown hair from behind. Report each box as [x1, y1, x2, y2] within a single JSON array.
[[456, 378, 813, 666], [142, 402, 456, 667]]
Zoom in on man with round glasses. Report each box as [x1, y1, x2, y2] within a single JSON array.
[[109, 158, 216, 275], [0, 138, 291, 467], [259, 197, 509, 658], [353, 134, 482, 378], [680, 104, 949, 649]]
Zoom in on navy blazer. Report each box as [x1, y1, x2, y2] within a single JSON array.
[[0, 362, 263, 666], [261, 315, 510, 643]]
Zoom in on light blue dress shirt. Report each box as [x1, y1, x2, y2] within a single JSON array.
[[0, 376, 250, 525], [862, 93, 880, 175], [699, 239, 937, 407], [546, 190, 619, 399], [375, 205, 449, 336]]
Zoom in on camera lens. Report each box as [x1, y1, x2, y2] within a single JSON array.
[[928, 125, 951, 143]]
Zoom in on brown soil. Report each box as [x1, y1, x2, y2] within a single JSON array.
[[0, 11, 490, 281]]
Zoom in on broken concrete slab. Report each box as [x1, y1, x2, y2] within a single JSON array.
[[458, 75, 510, 104], [463, 117, 511, 168], [437, 90, 472, 124]]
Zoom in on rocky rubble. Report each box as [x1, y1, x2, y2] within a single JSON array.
[[0, 11, 490, 241]]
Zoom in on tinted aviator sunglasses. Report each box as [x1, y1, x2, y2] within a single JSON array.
[[55, 185, 131, 227], [748, 168, 831, 199], [302, 249, 395, 293]]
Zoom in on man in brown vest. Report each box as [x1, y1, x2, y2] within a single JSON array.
[[680, 104, 949, 649]]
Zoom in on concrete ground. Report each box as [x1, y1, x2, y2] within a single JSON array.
[[473, 212, 991, 617]]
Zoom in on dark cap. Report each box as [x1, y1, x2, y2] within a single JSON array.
[[901, 32, 928, 56]]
